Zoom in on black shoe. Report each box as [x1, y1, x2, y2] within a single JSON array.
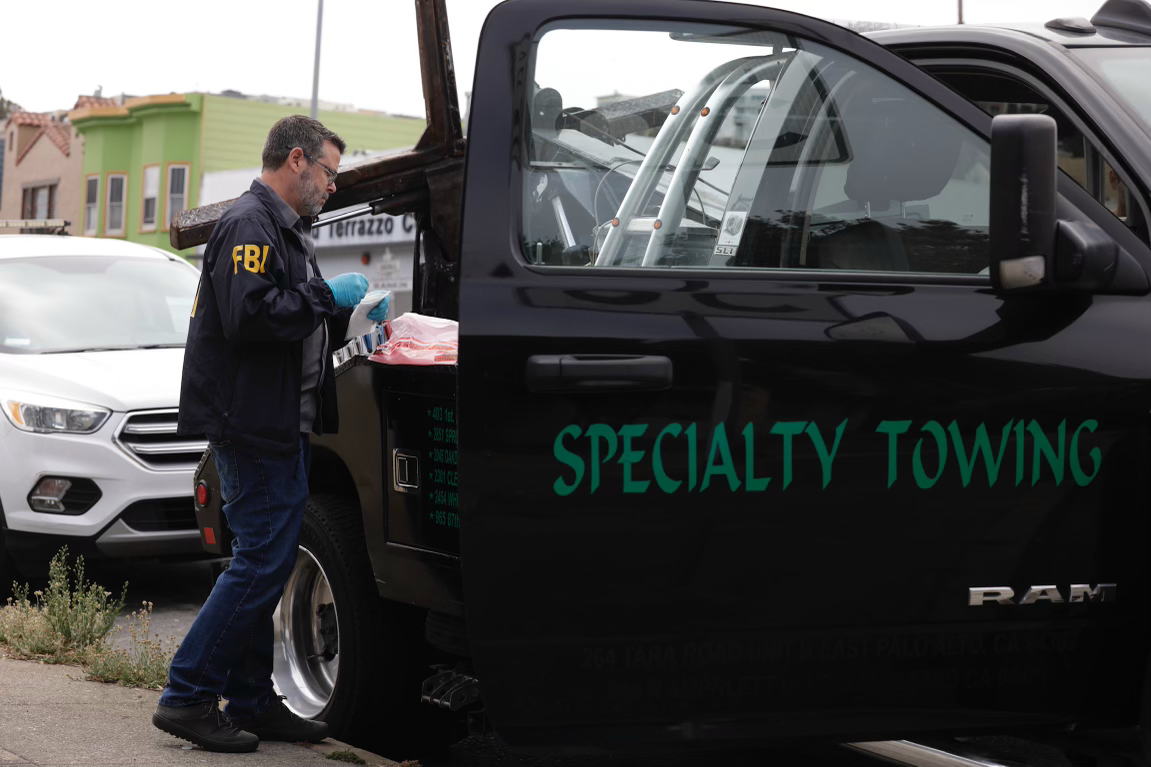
[[230, 696, 329, 743], [153, 700, 260, 753]]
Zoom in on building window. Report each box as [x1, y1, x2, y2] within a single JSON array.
[[84, 176, 100, 235], [166, 164, 189, 229], [20, 184, 56, 219], [141, 165, 160, 231], [105, 173, 126, 236]]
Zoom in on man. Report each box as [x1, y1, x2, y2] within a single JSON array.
[[153, 115, 389, 753]]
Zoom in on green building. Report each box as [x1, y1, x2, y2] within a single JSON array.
[[69, 93, 425, 252]]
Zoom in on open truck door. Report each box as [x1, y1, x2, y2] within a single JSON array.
[[457, 0, 1151, 752]]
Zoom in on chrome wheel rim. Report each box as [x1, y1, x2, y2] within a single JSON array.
[[272, 546, 339, 718]]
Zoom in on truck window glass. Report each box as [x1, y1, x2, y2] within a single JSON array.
[[931, 67, 1144, 242], [523, 24, 990, 275], [1102, 157, 1130, 220], [1074, 47, 1151, 132]]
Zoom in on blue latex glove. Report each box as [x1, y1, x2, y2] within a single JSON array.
[[366, 293, 391, 322], [324, 273, 368, 309]]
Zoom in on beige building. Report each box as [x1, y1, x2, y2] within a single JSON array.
[[0, 97, 116, 234]]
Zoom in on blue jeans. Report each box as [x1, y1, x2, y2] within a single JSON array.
[[160, 434, 310, 719]]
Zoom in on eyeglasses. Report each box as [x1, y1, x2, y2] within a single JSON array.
[[302, 152, 338, 183]]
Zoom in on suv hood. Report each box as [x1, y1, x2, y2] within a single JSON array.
[[0, 348, 185, 412]]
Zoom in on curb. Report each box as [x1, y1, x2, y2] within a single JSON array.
[[303, 738, 403, 766], [0, 652, 405, 766]]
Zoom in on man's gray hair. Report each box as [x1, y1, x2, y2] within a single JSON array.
[[261, 115, 347, 171]]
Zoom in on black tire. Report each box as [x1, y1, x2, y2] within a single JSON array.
[[289, 494, 454, 749]]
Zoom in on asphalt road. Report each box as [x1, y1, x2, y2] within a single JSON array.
[[85, 557, 217, 655], [80, 557, 884, 767]]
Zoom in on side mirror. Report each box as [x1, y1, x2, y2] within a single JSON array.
[[990, 113, 1117, 293], [989, 114, 1057, 291]]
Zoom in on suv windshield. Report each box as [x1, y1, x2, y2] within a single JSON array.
[[1073, 47, 1151, 133], [0, 256, 198, 354]]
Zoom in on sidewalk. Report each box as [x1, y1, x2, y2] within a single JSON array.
[[0, 657, 396, 767]]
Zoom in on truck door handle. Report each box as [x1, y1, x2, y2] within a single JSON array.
[[526, 354, 673, 392]]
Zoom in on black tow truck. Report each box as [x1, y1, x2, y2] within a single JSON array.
[[181, 0, 1151, 763]]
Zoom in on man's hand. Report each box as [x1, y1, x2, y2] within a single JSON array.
[[367, 294, 391, 322], [324, 273, 369, 309]]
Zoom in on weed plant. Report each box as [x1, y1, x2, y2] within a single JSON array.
[[0, 546, 175, 689]]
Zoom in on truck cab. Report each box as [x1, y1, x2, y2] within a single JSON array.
[[191, 1, 1151, 763], [872, 15, 1151, 247]]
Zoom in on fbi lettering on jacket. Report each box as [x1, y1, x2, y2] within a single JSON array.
[[231, 244, 270, 275]]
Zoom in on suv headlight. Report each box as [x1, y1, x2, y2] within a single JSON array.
[[1, 391, 111, 434]]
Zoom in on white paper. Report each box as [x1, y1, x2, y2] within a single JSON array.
[[344, 289, 391, 342]]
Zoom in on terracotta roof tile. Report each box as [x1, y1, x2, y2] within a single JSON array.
[[72, 95, 119, 109], [43, 123, 71, 156], [13, 122, 72, 165], [6, 112, 50, 128]]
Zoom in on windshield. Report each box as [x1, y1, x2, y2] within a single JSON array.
[[0, 256, 198, 354], [1073, 47, 1151, 133]]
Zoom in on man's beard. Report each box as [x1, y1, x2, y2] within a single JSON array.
[[297, 174, 326, 217]]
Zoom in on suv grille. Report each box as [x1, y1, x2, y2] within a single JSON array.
[[120, 497, 197, 532], [115, 410, 206, 471]]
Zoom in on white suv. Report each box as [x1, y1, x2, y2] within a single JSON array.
[[0, 235, 205, 587]]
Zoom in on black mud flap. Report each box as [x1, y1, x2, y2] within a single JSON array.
[[193, 448, 232, 557]]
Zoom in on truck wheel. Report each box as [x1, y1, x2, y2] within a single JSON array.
[[272, 494, 382, 741], [272, 493, 450, 747]]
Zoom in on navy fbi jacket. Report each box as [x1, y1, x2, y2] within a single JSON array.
[[178, 181, 352, 452]]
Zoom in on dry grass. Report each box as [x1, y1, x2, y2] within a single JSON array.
[[0, 547, 126, 661], [0, 547, 176, 689], [0, 593, 60, 657], [82, 602, 177, 689]]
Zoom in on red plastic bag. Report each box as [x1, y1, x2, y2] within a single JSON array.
[[370, 312, 458, 366]]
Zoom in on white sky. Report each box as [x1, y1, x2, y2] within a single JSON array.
[[2, 0, 1103, 119]]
